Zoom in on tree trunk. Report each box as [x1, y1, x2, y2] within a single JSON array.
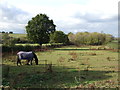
[[39, 43, 42, 50]]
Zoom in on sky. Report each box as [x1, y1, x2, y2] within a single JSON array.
[[0, 0, 119, 37]]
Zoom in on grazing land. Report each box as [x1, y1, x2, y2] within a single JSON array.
[[9, 34, 27, 38], [2, 45, 119, 88]]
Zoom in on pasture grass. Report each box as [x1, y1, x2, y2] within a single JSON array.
[[9, 34, 27, 38], [15, 43, 40, 46], [15, 43, 62, 46], [106, 41, 118, 49], [2, 45, 119, 88]]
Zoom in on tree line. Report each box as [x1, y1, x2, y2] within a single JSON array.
[[0, 31, 13, 34], [25, 13, 114, 46], [1, 13, 114, 47], [68, 32, 114, 45]]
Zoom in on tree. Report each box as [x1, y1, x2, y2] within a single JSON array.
[[50, 31, 69, 44], [9, 31, 13, 34], [68, 32, 114, 45], [105, 34, 114, 43], [2, 33, 16, 46], [2, 31, 5, 33], [2, 33, 10, 45], [68, 33, 76, 45], [26, 14, 56, 46]]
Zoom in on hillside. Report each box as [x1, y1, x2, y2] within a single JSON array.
[[106, 40, 118, 49], [9, 33, 27, 38]]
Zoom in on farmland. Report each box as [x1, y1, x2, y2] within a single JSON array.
[[2, 45, 119, 89], [9, 33, 27, 38], [1, 1, 119, 89]]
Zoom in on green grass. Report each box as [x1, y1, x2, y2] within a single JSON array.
[[9, 34, 27, 38], [15, 43, 63, 46], [15, 43, 40, 46], [2, 45, 119, 88], [106, 41, 118, 49]]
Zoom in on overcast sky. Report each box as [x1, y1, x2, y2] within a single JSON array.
[[0, 0, 119, 37]]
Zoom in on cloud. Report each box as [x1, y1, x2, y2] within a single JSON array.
[[0, 3, 30, 24], [53, 1, 118, 36], [58, 21, 118, 37], [0, 0, 118, 36], [0, 2, 31, 33], [55, 10, 118, 36], [73, 12, 118, 23]]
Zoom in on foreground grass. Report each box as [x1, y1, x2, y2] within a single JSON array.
[[2, 46, 119, 88]]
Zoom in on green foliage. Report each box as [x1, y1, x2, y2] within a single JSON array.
[[50, 31, 69, 44], [9, 31, 13, 34], [2, 45, 37, 52], [68, 33, 76, 45], [26, 13, 56, 45], [68, 32, 114, 45], [2, 43, 64, 53], [2, 33, 17, 46], [105, 34, 114, 43]]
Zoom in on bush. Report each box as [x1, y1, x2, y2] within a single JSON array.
[[2, 45, 35, 53], [68, 32, 114, 45], [2, 43, 64, 53], [2, 33, 17, 46]]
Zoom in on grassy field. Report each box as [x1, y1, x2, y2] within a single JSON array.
[[9, 33, 27, 38], [2, 45, 119, 89], [106, 41, 118, 49]]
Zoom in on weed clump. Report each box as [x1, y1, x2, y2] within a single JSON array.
[[45, 62, 53, 73], [89, 52, 96, 56], [68, 52, 78, 61]]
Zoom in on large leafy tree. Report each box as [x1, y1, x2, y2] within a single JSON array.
[[26, 14, 56, 46]]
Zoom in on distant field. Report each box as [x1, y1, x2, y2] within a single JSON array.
[[9, 33, 27, 38], [106, 41, 118, 49], [15, 43, 40, 46], [15, 43, 63, 47]]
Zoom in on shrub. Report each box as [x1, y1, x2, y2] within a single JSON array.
[[89, 53, 96, 56], [68, 52, 78, 61]]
